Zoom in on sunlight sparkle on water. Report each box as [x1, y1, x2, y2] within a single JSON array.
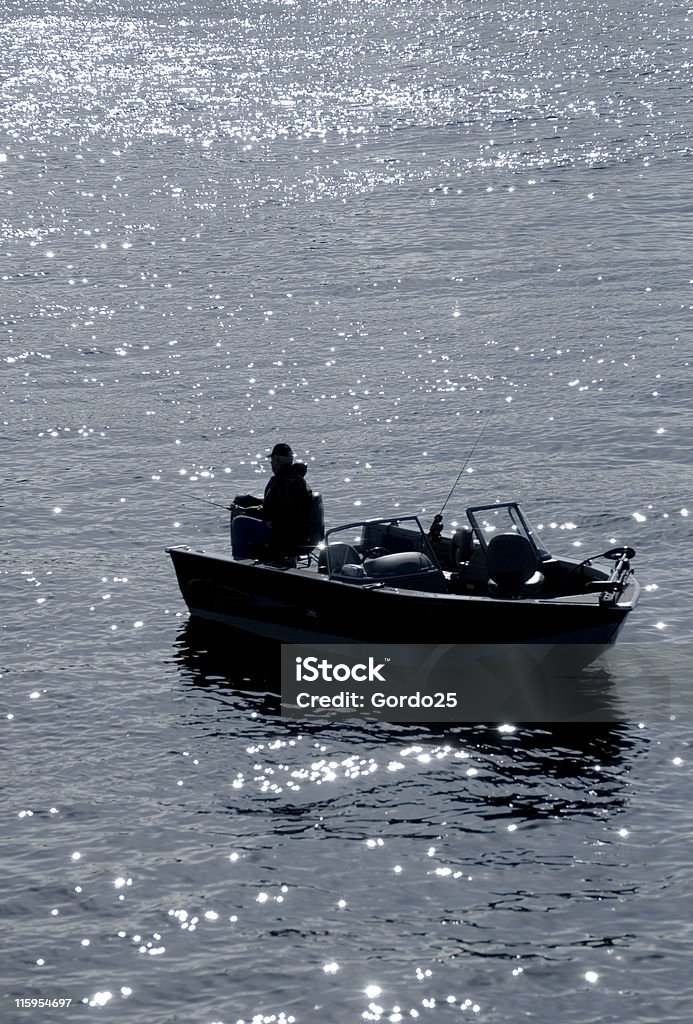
[[85, 991, 112, 1007]]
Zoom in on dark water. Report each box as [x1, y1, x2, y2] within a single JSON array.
[[2, 0, 693, 1020]]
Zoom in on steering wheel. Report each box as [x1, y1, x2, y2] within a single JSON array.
[[362, 546, 390, 561]]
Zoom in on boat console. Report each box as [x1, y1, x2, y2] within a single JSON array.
[[320, 516, 446, 592]]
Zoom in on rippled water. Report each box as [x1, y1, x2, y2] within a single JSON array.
[[2, 0, 693, 1021]]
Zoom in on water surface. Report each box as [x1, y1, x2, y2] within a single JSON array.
[[2, 0, 692, 1020]]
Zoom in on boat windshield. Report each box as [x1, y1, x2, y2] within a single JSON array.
[[322, 516, 441, 579], [465, 503, 551, 560]]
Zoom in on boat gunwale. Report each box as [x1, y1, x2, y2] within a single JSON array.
[[167, 544, 639, 611]]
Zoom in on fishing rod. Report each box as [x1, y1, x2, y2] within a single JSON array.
[[184, 493, 231, 511], [428, 411, 493, 540]]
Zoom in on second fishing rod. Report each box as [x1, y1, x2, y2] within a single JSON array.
[[428, 411, 493, 541]]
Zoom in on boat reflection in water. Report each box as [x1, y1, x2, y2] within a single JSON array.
[[172, 620, 283, 715], [172, 622, 638, 803], [172, 620, 626, 725]]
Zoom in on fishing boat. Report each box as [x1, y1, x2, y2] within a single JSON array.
[[167, 499, 639, 649]]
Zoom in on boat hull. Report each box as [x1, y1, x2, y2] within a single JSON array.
[[167, 546, 638, 648]]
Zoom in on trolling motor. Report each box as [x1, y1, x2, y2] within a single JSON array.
[[576, 546, 636, 573], [577, 546, 637, 602], [602, 546, 636, 562]]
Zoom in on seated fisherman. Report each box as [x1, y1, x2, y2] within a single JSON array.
[[231, 442, 313, 560]]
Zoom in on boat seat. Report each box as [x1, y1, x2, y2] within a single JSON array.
[[319, 541, 364, 575], [451, 526, 475, 567], [486, 534, 544, 598], [274, 492, 327, 565], [294, 492, 325, 560], [304, 492, 325, 546]]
